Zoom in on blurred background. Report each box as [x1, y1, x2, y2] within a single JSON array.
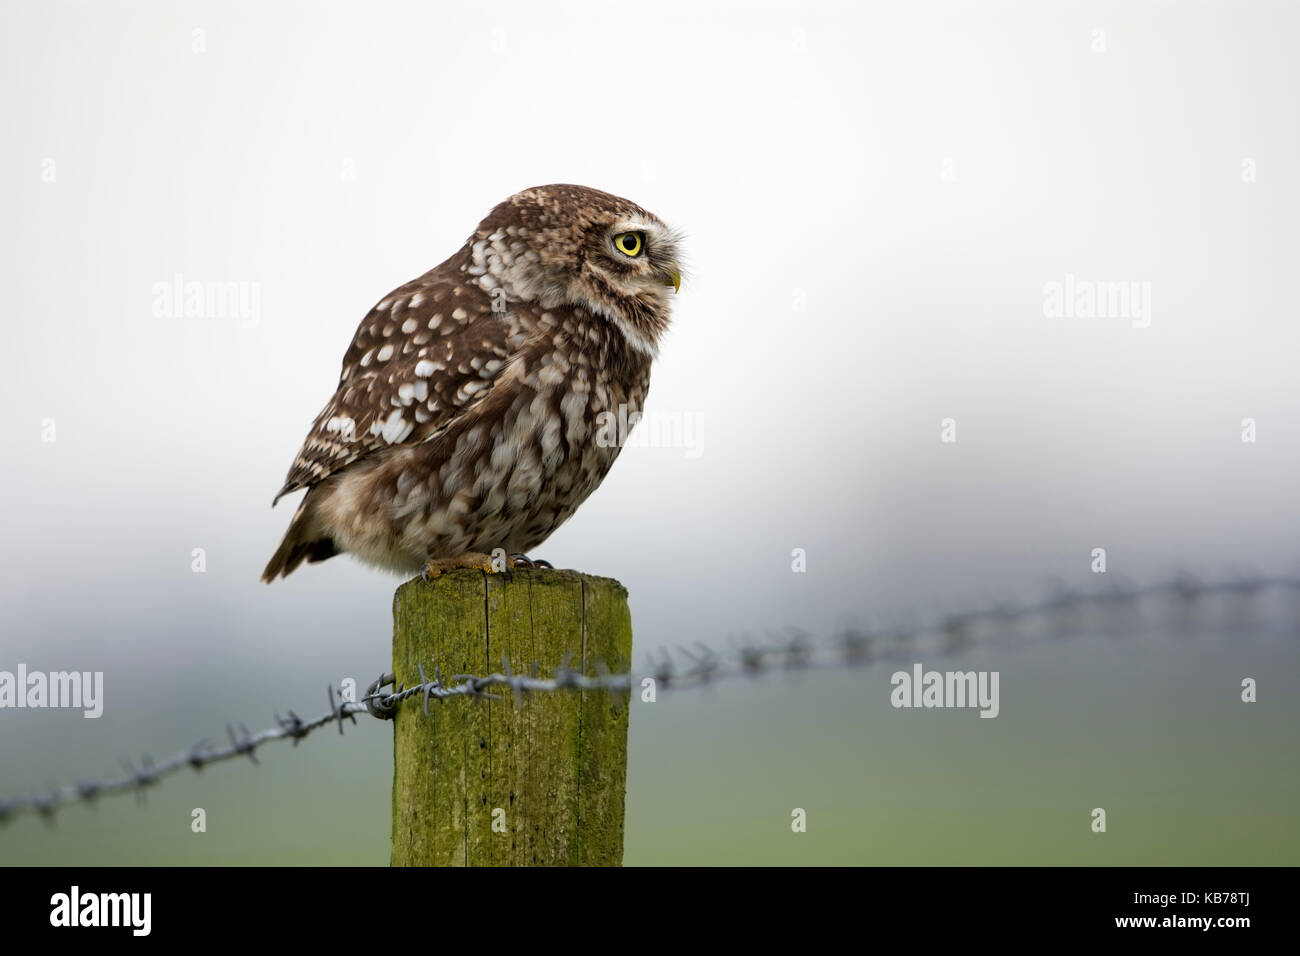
[[1, 0, 1297, 864]]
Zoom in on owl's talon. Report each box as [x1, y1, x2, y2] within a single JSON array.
[[421, 552, 498, 582], [508, 554, 552, 571]]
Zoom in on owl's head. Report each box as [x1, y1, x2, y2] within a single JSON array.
[[463, 184, 684, 358]]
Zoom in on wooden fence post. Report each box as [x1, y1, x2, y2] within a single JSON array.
[[390, 567, 633, 866]]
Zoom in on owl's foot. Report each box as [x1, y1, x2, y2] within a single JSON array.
[[421, 552, 554, 584], [421, 552, 498, 583]]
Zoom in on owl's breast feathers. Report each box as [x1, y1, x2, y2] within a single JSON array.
[[261, 262, 650, 581]]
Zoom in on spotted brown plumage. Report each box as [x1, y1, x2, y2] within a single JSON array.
[[262, 185, 683, 582]]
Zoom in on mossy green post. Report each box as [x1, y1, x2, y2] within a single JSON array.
[[390, 568, 633, 866]]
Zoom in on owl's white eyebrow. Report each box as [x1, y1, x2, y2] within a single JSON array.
[[610, 219, 659, 235]]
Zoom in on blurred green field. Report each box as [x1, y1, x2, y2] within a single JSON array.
[[2, 633, 1296, 866]]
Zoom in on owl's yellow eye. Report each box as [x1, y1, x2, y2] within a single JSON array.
[[613, 232, 644, 257]]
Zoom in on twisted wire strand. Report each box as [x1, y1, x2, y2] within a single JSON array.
[[2, 575, 1295, 826]]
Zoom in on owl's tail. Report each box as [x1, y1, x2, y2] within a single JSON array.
[[261, 490, 339, 582]]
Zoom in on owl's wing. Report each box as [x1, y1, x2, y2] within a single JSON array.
[[273, 275, 515, 504]]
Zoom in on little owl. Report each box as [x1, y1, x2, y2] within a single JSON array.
[[262, 184, 683, 582]]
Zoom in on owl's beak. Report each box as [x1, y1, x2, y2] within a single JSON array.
[[663, 268, 681, 294]]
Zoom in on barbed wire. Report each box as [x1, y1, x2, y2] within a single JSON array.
[[1, 573, 1296, 826]]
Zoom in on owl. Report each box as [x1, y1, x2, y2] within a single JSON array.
[[262, 184, 683, 583]]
